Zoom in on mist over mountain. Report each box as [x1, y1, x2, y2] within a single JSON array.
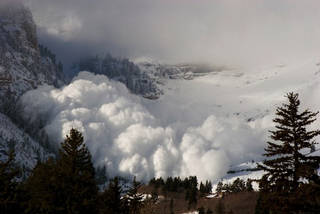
[[0, 1, 64, 102], [25, 0, 320, 68]]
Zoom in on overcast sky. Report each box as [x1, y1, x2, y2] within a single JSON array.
[[23, 0, 320, 67]]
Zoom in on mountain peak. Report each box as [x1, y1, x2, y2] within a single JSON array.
[[0, 2, 64, 104]]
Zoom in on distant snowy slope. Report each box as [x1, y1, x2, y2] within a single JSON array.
[[144, 58, 320, 127], [0, 113, 52, 174]]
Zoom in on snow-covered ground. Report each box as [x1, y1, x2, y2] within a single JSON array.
[[144, 58, 320, 126], [213, 163, 264, 191], [181, 212, 199, 214], [0, 113, 52, 174]]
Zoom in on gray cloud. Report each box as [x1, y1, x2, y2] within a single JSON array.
[[24, 0, 320, 67]]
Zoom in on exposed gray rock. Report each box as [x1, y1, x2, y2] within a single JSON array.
[[71, 55, 162, 99], [70, 56, 222, 99], [0, 2, 64, 104]]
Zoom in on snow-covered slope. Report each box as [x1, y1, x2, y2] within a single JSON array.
[[144, 59, 320, 127], [0, 2, 62, 174], [152, 59, 320, 190], [0, 2, 64, 104], [144, 58, 320, 182], [0, 112, 53, 176], [135, 60, 223, 99]]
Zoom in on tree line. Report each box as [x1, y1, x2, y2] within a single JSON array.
[[216, 178, 254, 193], [149, 175, 212, 206], [39, 44, 63, 73], [0, 128, 146, 214]]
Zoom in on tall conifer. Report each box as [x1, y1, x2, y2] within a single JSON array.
[[127, 177, 143, 214], [0, 150, 20, 213], [25, 128, 98, 214], [98, 177, 128, 214], [57, 128, 98, 214], [258, 92, 320, 213]]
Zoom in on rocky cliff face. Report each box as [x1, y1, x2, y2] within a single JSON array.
[[70, 56, 221, 99], [71, 55, 162, 99], [0, 2, 62, 174], [0, 112, 53, 177], [0, 2, 64, 105]]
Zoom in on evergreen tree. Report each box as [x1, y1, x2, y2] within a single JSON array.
[[205, 180, 212, 194], [185, 176, 198, 208], [0, 150, 20, 213], [258, 92, 320, 213], [57, 128, 98, 214], [99, 177, 128, 214], [199, 182, 205, 196], [127, 177, 143, 214], [24, 158, 61, 213], [230, 178, 246, 193], [173, 177, 181, 192], [25, 128, 98, 214], [95, 165, 107, 186], [246, 179, 254, 192], [200, 180, 212, 196], [216, 181, 223, 193]]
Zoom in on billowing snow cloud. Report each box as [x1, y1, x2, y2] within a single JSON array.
[[20, 72, 271, 181]]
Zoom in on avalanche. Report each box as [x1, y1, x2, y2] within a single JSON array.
[[20, 58, 320, 182]]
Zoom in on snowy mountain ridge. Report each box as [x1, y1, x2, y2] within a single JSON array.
[[0, 112, 53, 175], [0, 2, 64, 104], [0, 2, 63, 173], [69, 55, 222, 100]]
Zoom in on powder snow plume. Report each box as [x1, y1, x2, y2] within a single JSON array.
[[20, 72, 271, 181]]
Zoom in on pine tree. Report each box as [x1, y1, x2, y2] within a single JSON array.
[[205, 180, 212, 194], [258, 92, 320, 213], [24, 158, 61, 213], [25, 128, 98, 214], [59, 128, 95, 176], [231, 178, 246, 192], [57, 128, 98, 214], [246, 179, 254, 192], [99, 177, 128, 214], [0, 150, 20, 213], [185, 176, 198, 208], [216, 181, 223, 193], [127, 177, 143, 214], [199, 182, 205, 196], [200, 180, 212, 196]]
